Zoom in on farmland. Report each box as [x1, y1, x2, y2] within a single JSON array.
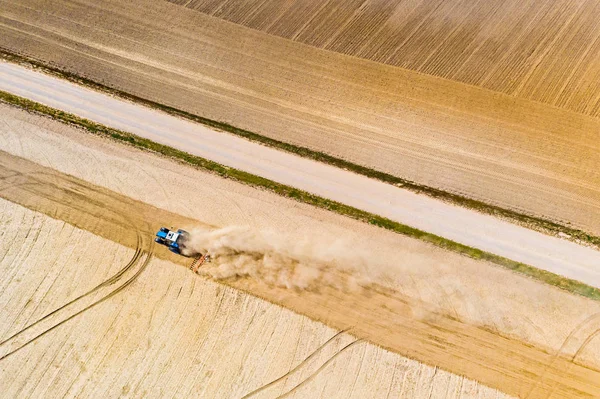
[[0, 103, 518, 398], [1, 0, 599, 237], [1, 103, 600, 397], [170, 0, 600, 118], [3, 200, 500, 399], [1, 0, 600, 397]]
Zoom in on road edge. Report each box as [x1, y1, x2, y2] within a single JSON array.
[[2, 89, 599, 302], [1, 50, 598, 251]]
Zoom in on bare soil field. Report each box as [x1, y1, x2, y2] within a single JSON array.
[[2, 104, 600, 397], [170, 0, 600, 118], [2, 200, 511, 399], [1, 0, 599, 236]]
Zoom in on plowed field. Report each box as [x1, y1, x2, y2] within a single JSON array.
[[1, 0, 599, 236], [170, 0, 600, 118]]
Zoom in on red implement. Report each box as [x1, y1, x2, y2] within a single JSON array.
[[190, 253, 211, 273]]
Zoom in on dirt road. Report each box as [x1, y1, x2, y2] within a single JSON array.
[[2, 61, 600, 290]]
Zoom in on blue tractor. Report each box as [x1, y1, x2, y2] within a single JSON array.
[[155, 227, 191, 256]]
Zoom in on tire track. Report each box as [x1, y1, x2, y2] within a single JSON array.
[[275, 340, 363, 399], [0, 247, 153, 362], [0, 166, 155, 362], [0, 151, 212, 368], [526, 311, 600, 399], [241, 328, 353, 399], [0, 173, 141, 315], [0, 233, 142, 349]]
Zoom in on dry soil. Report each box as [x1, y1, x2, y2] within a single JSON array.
[[1, 0, 599, 235], [1, 104, 600, 398], [171, 0, 600, 118], [2, 199, 515, 399]]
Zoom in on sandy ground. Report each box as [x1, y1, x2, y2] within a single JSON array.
[[1, 105, 600, 397], [1, 200, 514, 399], [4, 61, 600, 289], [169, 0, 600, 118], [1, 0, 599, 237]]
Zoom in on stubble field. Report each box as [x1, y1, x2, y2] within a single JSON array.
[[4, 200, 499, 399]]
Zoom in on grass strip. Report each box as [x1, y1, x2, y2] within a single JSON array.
[[1, 49, 598, 250], [2, 89, 599, 301]]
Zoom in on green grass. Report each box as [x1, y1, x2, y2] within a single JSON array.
[[1, 49, 598, 250], [2, 89, 599, 302]]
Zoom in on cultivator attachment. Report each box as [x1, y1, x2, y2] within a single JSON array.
[[190, 253, 211, 273]]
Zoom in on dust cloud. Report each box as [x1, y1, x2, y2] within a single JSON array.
[[184, 226, 374, 291]]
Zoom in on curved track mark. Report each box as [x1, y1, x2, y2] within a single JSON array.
[[276, 339, 363, 399], [0, 247, 153, 362], [0, 219, 143, 348], [545, 326, 600, 399], [526, 311, 600, 398], [0, 168, 155, 362], [241, 329, 351, 399]]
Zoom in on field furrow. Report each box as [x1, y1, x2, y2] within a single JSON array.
[[519, 0, 600, 108], [293, 0, 359, 48], [2, 0, 599, 237], [324, 0, 399, 56], [214, 0, 266, 25], [167, 0, 600, 117]]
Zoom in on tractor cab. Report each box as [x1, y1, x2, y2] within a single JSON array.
[[155, 227, 189, 255]]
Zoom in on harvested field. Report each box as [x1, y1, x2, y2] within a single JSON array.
[[2, 201, 512, 398], [2, 104, 600, 397], [1, 0, 599, 237], [170, 0, 600, 118]]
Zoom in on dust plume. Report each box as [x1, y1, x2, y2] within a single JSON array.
[[184, 226, 373, 291]]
